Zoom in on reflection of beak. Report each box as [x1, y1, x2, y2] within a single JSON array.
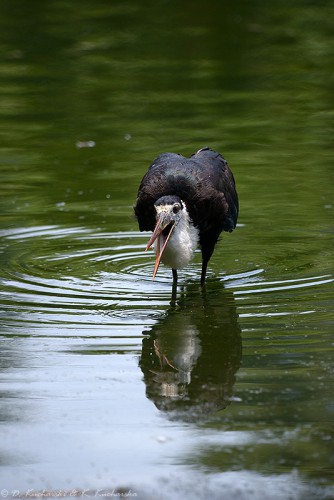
[[145, 213, 175, 280]]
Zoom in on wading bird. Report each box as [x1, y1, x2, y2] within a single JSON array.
[[134, 147, 238, 285]]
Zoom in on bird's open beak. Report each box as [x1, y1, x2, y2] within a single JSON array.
[[145, 213, 175, 280]]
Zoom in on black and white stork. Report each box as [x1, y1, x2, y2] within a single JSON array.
[[134, 147, 238, 285]]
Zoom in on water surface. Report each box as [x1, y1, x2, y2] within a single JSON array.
[[0, 1, 333, 499]]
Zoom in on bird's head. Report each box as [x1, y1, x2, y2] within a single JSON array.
[[145, 195, 184, 279]]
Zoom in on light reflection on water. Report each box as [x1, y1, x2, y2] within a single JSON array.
[[0, 224, 333, 498]]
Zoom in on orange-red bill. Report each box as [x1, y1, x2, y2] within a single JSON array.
[[145, 216, 165, 251], [152, 225, 174, 279], [145, 216, 175, 280]]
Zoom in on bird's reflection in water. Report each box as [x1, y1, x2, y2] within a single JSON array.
[[139, 282, 242, 421]]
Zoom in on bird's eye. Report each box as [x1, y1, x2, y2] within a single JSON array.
[[173, 203, 181, 214]]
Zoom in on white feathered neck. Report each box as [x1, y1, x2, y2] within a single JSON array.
[[155, 204, 199, 270]]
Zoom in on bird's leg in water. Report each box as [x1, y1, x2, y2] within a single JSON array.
[[200, 259, 208, 286], [170, 269, 178, 304]]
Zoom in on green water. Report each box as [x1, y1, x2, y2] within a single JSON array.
[[0, 1, 333, 499]]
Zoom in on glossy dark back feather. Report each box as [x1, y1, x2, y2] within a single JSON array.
[[134, 147, 238, 239]]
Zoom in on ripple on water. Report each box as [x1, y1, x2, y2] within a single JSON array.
[[0, 225, 332, 340], [0, 226, 160, 338]]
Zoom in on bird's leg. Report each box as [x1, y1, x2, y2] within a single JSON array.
[[200, 261, 207, 286], [200, 241, 216, 285], [170, 269, 178, 305]]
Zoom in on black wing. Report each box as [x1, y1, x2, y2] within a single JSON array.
[[134, 147, 238, 239], [134, 152, 187, 231]]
